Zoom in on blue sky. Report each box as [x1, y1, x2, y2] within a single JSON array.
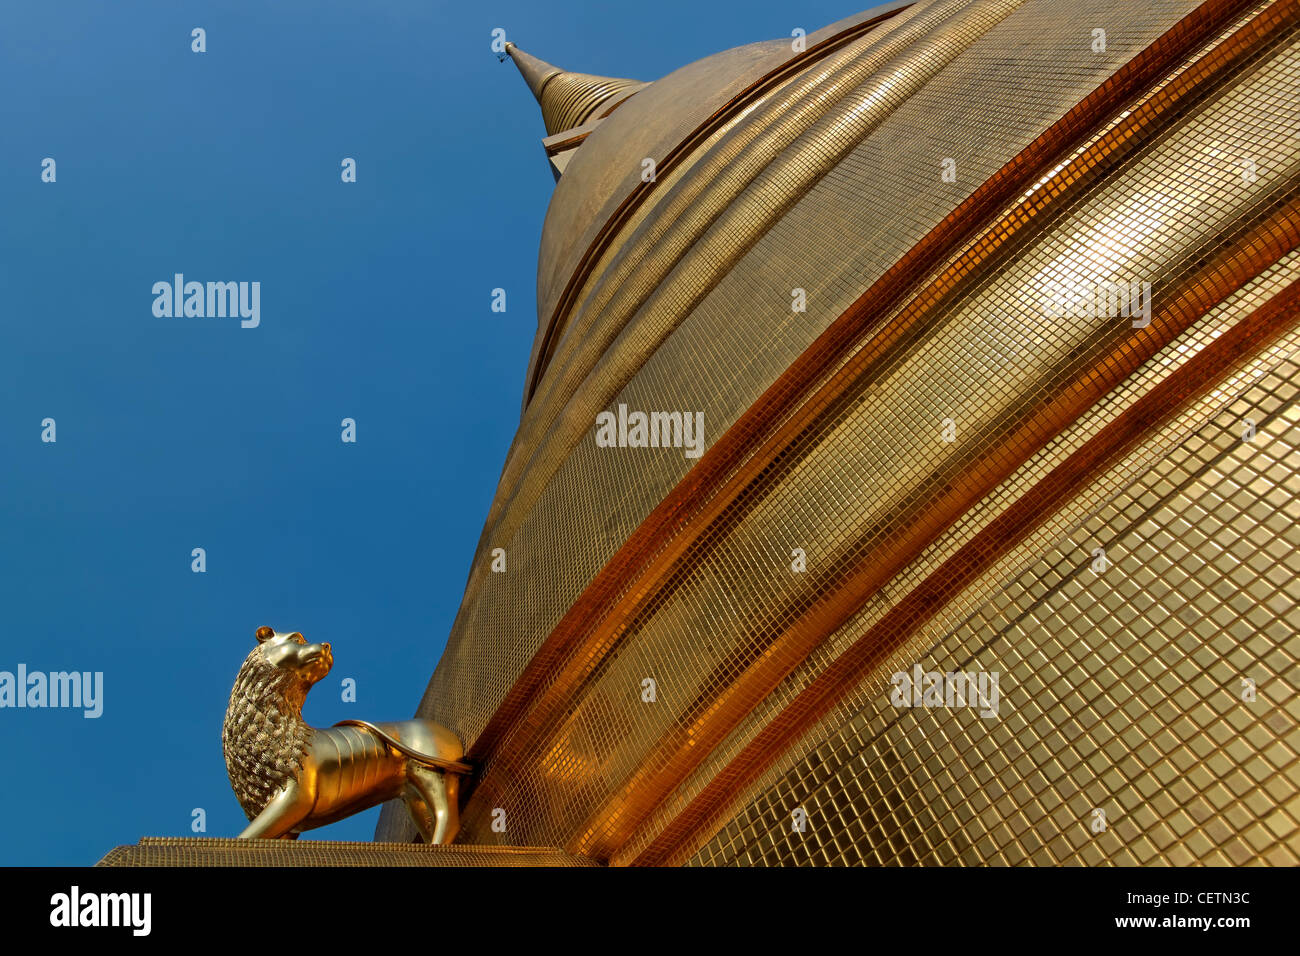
[[0, 0, 861, 865]]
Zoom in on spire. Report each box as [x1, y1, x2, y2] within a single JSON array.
[[505, 42, 647, 136]]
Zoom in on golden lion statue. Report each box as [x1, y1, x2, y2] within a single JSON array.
[[222, 626, 470, 843]]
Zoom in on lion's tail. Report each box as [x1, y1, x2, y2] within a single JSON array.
[[333, 719, 472, 775]]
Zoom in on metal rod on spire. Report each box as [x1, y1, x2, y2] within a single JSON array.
[[503, 42, 647, 137]]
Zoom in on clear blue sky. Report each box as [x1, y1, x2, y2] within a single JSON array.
[[0, 0, 862, 865]]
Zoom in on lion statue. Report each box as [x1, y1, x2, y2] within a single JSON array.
[[222, 626, 470, 843]]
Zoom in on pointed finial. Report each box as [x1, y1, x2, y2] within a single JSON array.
[[504, 42, 647, 136]]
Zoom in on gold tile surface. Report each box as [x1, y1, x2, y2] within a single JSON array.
[[689, 342, 1300, 866], [375, 0, 1300, 868], [97, 838, 598, 868]]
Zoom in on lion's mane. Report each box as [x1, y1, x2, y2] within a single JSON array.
[[222, 646, 314, 821]]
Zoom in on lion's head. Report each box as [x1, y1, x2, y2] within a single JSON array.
[[221, 626, 334, 820]]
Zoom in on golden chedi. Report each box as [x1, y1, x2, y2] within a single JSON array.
[[374, 0, 1300, 866]]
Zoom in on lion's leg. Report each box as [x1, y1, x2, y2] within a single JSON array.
[[238, 783, 312, 839], [402, 782, 435, 843], [438, 773, 460, 844], [408, 765, 459, 845]]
